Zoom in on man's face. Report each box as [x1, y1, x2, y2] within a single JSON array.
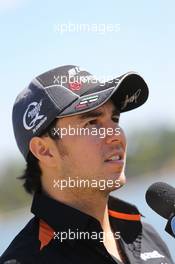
[[47, 99, 127, 194]]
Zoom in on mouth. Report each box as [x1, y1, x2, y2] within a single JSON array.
[[104, 152, 124, 163]]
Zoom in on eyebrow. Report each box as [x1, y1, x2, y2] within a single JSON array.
[[78, 108, 120, 120]]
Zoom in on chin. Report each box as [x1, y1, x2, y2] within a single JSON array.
[[102, 173, 126, 194], [118, 172, 126, 187], [111, 171, 126, 190]]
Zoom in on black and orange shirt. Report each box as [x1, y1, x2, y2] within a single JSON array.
[[0, 192, 174, 264]]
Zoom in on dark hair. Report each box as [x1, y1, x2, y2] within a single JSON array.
[[19, 119, 59, 194]]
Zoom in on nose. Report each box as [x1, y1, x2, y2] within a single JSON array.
[[105, 121, 126, 148]]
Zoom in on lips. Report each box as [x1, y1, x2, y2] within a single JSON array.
[[106, 155, 120, 161], [105, 150, 124, 162]]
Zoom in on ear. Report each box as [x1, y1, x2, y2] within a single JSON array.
[[29, 137, 56, 167]]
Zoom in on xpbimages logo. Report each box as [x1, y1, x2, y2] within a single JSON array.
[[53, 178, 121, 191], [52, 125, 121, 139], [54, 229, 121, 243]]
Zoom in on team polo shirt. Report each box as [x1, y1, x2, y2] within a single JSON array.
[[0, 191, 174, 264]]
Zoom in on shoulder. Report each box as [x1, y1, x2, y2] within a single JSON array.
[[0, 217, 41, 264]]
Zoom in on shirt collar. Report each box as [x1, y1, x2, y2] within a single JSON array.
[[31, 191, 97, 234], [108, 196, 142, 243], [31, 191, 142, 239]]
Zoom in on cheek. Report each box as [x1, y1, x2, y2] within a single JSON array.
[[69, 136, 103, 163], [120, 128, 127, 149]]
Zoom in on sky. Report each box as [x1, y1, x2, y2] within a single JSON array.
[[0, 0, 175, 161]]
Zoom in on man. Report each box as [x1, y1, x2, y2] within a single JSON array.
[[0, 65, 174, 264]]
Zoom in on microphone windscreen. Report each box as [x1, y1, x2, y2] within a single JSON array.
[[145, 182, 175, 219]]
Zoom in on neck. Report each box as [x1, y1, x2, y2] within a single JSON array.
[[46, 187, 111, 228]]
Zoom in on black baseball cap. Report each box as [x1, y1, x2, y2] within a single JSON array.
[[12, 65, 149, 159]]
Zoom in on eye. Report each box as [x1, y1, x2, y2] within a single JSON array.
[[112, 115, 120, 123], [85, 119, 98, 127]]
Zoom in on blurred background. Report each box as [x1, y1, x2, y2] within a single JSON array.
[[0, 0, 175, 260]]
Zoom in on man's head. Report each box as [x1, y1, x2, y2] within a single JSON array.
[[28, 99, 127, 197], [12, 65, 149, 196]]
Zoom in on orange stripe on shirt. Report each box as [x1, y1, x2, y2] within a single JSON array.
[[39, 219, 55, 250], [108, 209, 141, 221]]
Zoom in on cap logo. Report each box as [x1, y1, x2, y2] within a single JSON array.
[[68, 67, 81, 77], [23, 100, 45, 130], [69, 81, 82, 91], [75, 95, 99, 110], [121, 89, 141, 110]]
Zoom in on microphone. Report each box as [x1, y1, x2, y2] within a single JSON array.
[[145, 182, 175, 238]]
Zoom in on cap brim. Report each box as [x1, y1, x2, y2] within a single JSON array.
[[57, 72, 149, 117]]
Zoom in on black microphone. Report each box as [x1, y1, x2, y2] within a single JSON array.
[[145, 182, 175, 238]]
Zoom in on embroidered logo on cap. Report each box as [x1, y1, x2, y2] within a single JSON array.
[[68, 67, 81, 77], [121, 89, 141, 110], [75, 95, 99, 110], [69, 82, 82, 91], [23, 100, 47, 132]]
